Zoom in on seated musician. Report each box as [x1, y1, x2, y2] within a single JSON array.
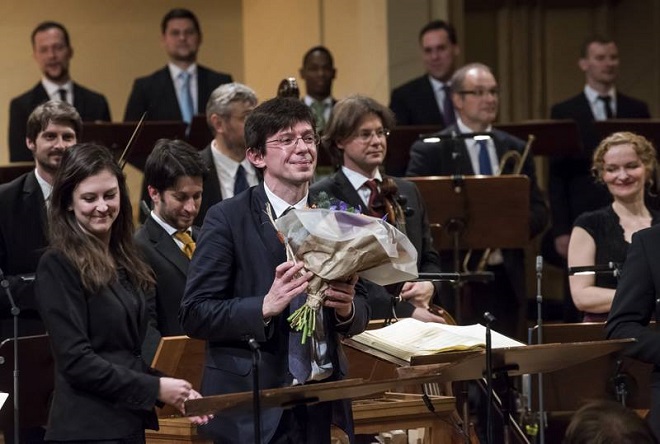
[[406, 63, 548, 339], [310, 94, 447, 323], [568, 132, 659, 322]]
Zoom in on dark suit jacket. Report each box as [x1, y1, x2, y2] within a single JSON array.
[[607, 224, 660, 437], [196, 144, 223, 226], [310, 171, 443, 318], [8, 82, 111, 162], [549, 91, 651, 237], [0, 171, 49, 338], [123, 65, 232, 122], [35, 249, 161, 440], [135, 216, 198, 336], [389, 75, 447, 126], [406, 126, 549, 306], [180, 184, 370, 443]]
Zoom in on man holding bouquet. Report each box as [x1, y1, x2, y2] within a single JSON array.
[[180, 97, 370, 443], [311, 95, 447, 323]]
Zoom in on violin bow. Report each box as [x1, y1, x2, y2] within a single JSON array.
[[118, 111, 147, 170]]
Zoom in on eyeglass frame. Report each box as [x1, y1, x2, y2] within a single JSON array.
[[265, 133, 320, 150], [353, 128, 391, 144]]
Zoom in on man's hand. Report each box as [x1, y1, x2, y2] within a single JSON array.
[[182, 389, 213, 425], [399, 281, 434, 308], [324, 274, 358, 320], [411, 307, 447, 324], [158, 377, 192, 412], [263, 261, 312, 319]]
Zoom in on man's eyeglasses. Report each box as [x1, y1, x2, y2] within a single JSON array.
[[458, 89, 499, 98], [355, 129, 390, 143], [265, 134, 320, 150]]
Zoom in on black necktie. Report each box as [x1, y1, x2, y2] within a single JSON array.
[[442, 85, 456, 125], [598, 95, 614, 119], [57, 88, 67, 103], [234, 165, 249, 196]]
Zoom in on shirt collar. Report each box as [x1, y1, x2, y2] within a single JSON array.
[[584, 84, 616, 104], [150, 210, 191, 237], [264, 183, 308, 218], [341, 166, 382, 190], [34, 168, 52, 201], [41, 78, 73, 98], [456, 117, 492, 135], [428, 75, 449, 91], [168, 62, 197, 80], [303, 95, 333, 107], [211, 139, 254, 176]]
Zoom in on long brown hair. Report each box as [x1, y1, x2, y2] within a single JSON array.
[[48, 143, 154, 293]]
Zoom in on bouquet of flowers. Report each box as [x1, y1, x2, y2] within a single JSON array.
[[269, 199, 418, 343]]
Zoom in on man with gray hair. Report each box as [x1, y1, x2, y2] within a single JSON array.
[[195, 82, 259, 225]]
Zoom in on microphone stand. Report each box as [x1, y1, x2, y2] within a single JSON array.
[[535, 256, 545, 444], [0, 269, 19, 444], [247, 338, 261, 444], [483, 312, 496, 444]]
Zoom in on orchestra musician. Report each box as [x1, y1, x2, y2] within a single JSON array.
[[568, 132, 659, 321]]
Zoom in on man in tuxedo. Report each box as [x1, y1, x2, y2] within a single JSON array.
[[8, 21, 110, 162], [389, 19, 460, 126], [195, 82, 259, 225], [0, 100, 81, 339], [135, 139, 206, 337], [407, 63, 548, 339], [548, 36, 650, 263], [311, 95, 446, 323], [299, 46, 337, 133], [607, 223, 660, 441], [123, 8, 233, 123], [180, 97, 370, 443]]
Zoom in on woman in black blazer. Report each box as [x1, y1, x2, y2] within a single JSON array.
[[36, 143, 208, 442]]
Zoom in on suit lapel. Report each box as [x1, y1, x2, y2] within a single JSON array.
[[252, 185, 287, 266], [420, 77, 445, 125], [331, 171, 368, 211], [30, 83, 50, 109], [109, 278, 141, 343], [161, 67, 183, 120], [22, 171, 48, 234], [72, 83, 86, 117], [202, 146, 223, 202], [145, 217, 189, 276]]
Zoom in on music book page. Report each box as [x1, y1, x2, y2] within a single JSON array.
[[350, 318, 525, 362]]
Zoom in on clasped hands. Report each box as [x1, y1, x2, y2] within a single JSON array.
[[262, 261, 357, 320]]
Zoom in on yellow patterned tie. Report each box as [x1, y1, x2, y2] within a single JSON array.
[[174, 231, 196, 259]]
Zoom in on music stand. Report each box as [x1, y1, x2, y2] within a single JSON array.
[[187, 115, 213, 150], [394, 339, 632, 443], [82, 122, 187, 170], [0, 163, 34, 185], [0, 335, 53, 432], [385, 125, 442, 177], [408, 175, 530, 323], [529, 323, 653, 412], [495, 120, 583, 157], [593, 119, 660, 148]]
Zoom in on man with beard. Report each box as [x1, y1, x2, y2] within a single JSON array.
[[124, 8, 233, 123], [135, 139, 206, 337], [299, 46, 337, 133], [0, 100, 81, 338], [195, 83, 259, 225], [8, 21, 110, 162]]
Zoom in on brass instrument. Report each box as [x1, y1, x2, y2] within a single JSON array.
[[463, 134, 536, 273]]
